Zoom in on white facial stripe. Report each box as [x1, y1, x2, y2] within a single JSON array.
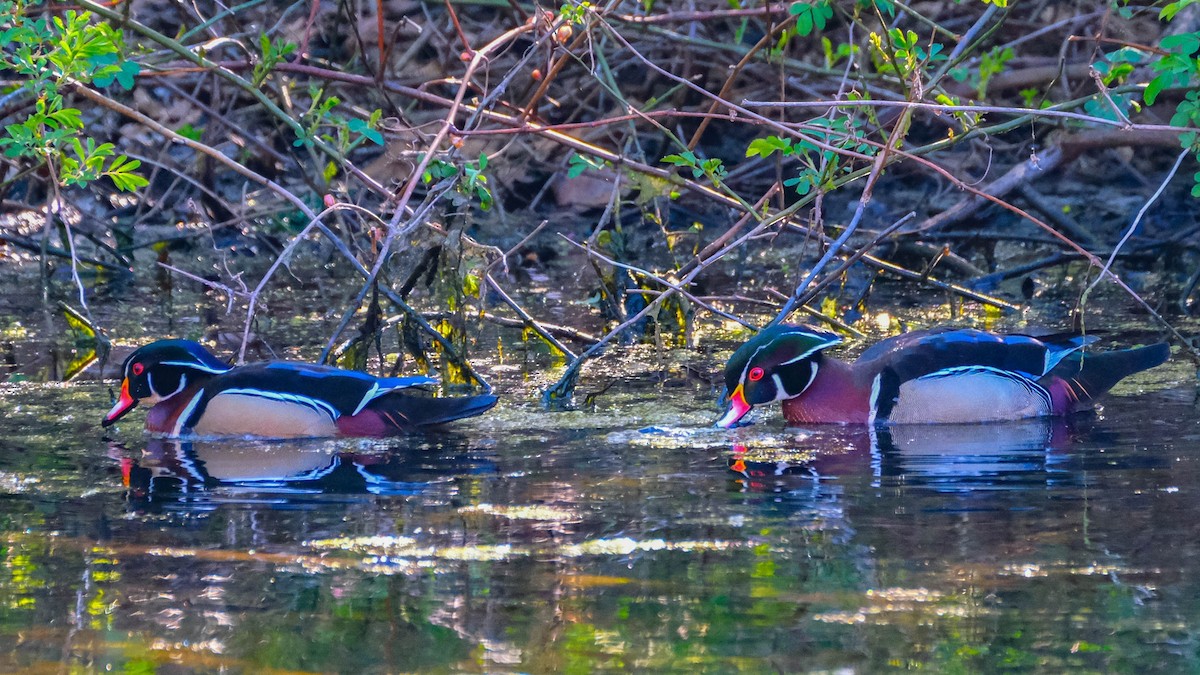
[[739, 342, 772, 385], [771, 374, 786, 401], [740, 330, 841, 384], [172, 389, 205, 437], [166, 373, 187, 400], [146, 372, 189, 405], [160, 360, 230, 374], [802, 360, 820, 395], [777, 339, 841, 366]]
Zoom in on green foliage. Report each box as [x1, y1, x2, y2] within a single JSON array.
[[567, 152, 608, 178], [1174, 91, 1200, 147], [857, 0, 895, 16], [253, 34, 297, 87], [745, 116, 873, 197], [1161, 0, 1200, 21], [560, 1, 591, 25], [661, 151, 727, 184], [0, 2, 146, 191], [1119, 3, 1200, 194], [821, 36, 858, 69], [976, 47, 1013, 98], [1144, 33, 1200, 107], [295, 86, 383, 160], [461, 153, 492, 211], [423, 154, 493, 211], [1083, 91, 1139, 123], [1173, 92, 1200, 196], [868, 28, 945, 79], [789, 1, 833, 37], [1093, 46, 1144, 87], [61, 138, 147, 190], [175, 123, 204, 141], [934, 93, 982, 130]]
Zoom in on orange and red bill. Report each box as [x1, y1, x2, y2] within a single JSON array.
[[716, 384, 751, 428], [102, 378, 137, 427]]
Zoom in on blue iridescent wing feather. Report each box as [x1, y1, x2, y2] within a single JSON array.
[[183, 362, 437, 429], [862, 329, 1095, 423]]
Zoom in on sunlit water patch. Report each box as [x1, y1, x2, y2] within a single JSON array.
[[0, 376, 1198, 671]]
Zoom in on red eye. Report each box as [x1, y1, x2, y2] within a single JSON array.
[[748, 367, 765, 382], [131, 363, 144, 376]]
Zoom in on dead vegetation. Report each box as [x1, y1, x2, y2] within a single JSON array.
[[1, 0, 1199, 398]]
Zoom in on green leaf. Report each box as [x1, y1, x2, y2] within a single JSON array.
[[661, 152, 697, 167], [783, 173, 814, 196], [175, 123, 203, 141], [1161, 0, 1200, 20], [1144, 72, 1171, 106], [48, 107, 83, 131], [106, 157, 149, 191], [567, 154, 592, 178], [868, 0, 896, 16], [99, 60, 140, 90], [346, 118, 383, 145], [746, 136, 792, 158], [1161, 33, 1200, 57], [462, 273, 480, 297], [790, 1, 832, 37]]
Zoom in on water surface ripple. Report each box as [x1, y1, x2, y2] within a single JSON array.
[[0, 383, 1197, 672]]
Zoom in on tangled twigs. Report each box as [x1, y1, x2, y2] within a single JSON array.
[[905, 146, 1066, 234], [540, 190, 787, 408], [773, 102, 917, 324], [389, 19, 540, 219], [560, 236, 753, 328], [317, 187, 454, 366], [1080, 148, 1199, 362], [23, 0, 1195, 398], [484, 273, 577, 359], [480, 313, 598, 346], [68, 81, 489, 386], [540, 232, 755, 406]]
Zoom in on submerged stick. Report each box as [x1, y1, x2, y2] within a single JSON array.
[[484, 273, 578, 359]]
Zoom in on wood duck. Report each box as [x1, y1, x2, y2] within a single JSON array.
[[717, 325, 1170, 427], [101, 339, 497, 438]]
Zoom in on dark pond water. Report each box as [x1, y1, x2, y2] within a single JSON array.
[[0, 369, 1198, 673]]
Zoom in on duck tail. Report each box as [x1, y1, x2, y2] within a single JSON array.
[[339, 393, 498, 435], [1043, 343, 1169, 412]]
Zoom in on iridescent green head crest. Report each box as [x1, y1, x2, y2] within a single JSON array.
[[717, 325, 842, 428]]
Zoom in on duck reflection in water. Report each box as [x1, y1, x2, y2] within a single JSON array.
[[111, 436, 497, 502], [729, 416, 1102, 493]]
